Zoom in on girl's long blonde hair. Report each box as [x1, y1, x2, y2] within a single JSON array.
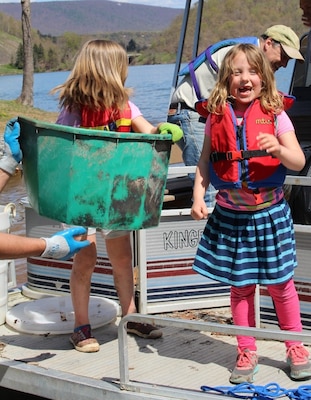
[[207, 43, 284, 115], [51, 39, 132, 112]]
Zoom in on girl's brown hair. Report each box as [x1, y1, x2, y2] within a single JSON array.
[[51, 39, 132, 112]]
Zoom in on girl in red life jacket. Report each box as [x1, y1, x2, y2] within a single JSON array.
[[51, 40, 182, 353], [191, 43, 309, 383]]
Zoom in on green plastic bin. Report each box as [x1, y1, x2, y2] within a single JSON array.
[[18, 117, 172, 230]]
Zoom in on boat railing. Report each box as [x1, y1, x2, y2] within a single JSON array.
[[166, 165, 311, 234], [118, 313, 311, 399]]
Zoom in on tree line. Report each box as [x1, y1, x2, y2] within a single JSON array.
[[12, 35, 145, 73]]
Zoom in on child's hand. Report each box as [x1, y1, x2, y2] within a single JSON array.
[[158, 122, 183, 143], [191, 200, 209, 220], [257, 132, 281, 157]]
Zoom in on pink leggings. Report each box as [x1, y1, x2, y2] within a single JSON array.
[[230, 279, 302, 351]]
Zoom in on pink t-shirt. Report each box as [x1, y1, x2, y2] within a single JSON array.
[[205, 110, 294, 211], [56, 100, 142, 127]]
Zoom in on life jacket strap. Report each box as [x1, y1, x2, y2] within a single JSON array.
[[210, 149, 269, 162]]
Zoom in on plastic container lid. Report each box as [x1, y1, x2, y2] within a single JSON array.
[[6, 295, 119, 334]]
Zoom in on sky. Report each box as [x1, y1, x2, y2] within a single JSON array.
[[0, 0, 188, 8]]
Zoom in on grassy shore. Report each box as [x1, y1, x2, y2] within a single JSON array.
[[0, 100, 58, 135], [0, 65, 21, 76]]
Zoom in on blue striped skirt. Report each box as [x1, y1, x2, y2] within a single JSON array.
[[193, 198, 297, 287]]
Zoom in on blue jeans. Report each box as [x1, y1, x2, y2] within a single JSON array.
[[167, 108, 216, 207]]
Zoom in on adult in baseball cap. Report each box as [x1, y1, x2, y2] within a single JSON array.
[[261, 25, 304, 71]]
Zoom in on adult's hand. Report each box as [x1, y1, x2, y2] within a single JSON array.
[[41, 226, 90, 260], [0, 118, 22, 175]]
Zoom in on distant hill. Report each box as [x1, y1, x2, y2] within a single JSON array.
[[0, 0, 183, 36], [0, 0, 308, 70], [140, 0, 308, 64]]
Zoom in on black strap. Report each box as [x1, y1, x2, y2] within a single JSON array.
[[210, 150, 268, 162], [169, 102, 195, 111]]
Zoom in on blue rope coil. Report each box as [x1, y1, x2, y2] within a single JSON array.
[[201, 383, 311, 400]]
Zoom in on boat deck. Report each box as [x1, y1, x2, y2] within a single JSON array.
[[1, 290, 311, 400]]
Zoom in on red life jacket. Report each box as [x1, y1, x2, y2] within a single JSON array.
[[195, 92, 295, 121], [80, 103, 132, 132], [209, 100, 287, 190]]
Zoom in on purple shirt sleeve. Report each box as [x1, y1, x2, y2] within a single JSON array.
[[56, 108, 81, 127]]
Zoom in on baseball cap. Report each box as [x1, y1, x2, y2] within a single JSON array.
[[264, 25, 304, 61]]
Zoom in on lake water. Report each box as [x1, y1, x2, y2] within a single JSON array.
[[0, 61, 295, 124], [0, 64, 178, 124]]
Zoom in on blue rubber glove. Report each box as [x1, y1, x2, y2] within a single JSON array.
[[158, 122, 183, 143], [41, 226, 90, 260], [0, 118, 22, 175]]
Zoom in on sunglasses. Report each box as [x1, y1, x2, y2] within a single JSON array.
[[271, 40, 290, 64]]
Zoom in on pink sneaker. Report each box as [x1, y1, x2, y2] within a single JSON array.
[[286, 344, 311, 380], [229, 348, 258, 384]]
